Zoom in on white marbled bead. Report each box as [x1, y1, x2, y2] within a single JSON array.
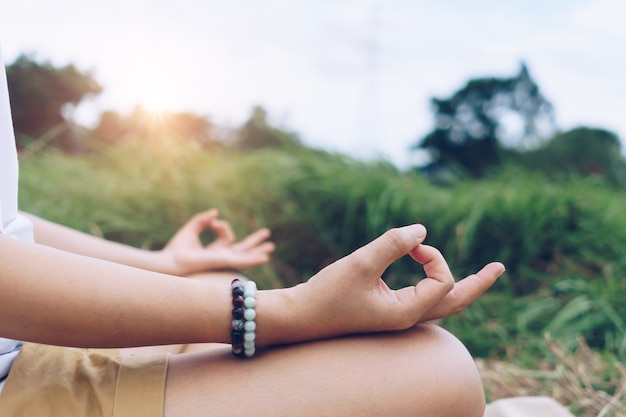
[[244, 320, 256, 332], [244, 308, 256, 321], [243, 296, 256, 308]]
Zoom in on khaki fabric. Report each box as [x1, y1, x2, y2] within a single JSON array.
[[0, 343, 168, 417]]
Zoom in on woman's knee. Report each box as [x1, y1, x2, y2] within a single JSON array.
[[163, 324, 486, 417], [406, 324, 486, 417]]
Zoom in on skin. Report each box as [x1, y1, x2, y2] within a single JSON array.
[[1, 210, 505, 416], [23, 209, 275, 275]]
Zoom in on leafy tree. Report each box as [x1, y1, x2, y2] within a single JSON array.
[[90, 110, 128, 144], [90, 106, 218, 149], [518, 127, 626, 185], [415, 63, 554, 178], [6, 54, 102, 151], [234, 106, 303, 151]]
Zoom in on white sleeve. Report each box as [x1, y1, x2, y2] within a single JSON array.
[[0, 46, 33, 242], [0, 45, 20, 231]]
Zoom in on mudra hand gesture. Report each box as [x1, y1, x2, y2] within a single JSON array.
[[160, 209, 275, 275], [280, 224, 505, 341]]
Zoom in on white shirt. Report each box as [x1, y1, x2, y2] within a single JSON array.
[[0, 45, 34, 393]]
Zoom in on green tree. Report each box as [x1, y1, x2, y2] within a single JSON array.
[[415, 63, 554, 178], [234, 106, 303, 151], [518, 127, 626, 184], [6, 54, 102, 151], [90, 106, 218, 150]]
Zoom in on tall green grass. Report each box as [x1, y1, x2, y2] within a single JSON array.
[[18, 139, 626, 359]]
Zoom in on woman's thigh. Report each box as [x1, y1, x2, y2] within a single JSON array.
[[163, 324, 486, 417]]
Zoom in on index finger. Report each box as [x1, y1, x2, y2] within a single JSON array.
[[349, 224, 428, 278], [183, 209, 219, 235], [209, 219, 236, 244], [409, 244, 455, 287], [394, 244, 455, 321]]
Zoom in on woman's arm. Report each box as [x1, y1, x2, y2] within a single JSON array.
[[0, 234, 232, 347], [22, 210, 274, 275], [23, 212, 167, 271], [0, 224, 504, 349]]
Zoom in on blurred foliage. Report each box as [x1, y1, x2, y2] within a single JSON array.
[[440, 169, 626, 358], [6, 54, 102, 151], [416, 63, 554, 178], [18, 140, 626, 361]]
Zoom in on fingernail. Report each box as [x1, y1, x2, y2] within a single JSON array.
[[414, 224, 427, 238]]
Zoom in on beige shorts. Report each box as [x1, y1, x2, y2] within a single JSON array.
[[0, 343, 169, 417]]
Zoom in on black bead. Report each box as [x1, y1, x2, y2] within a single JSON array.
[[232, 286, 244, 297], [231, 330, 244, 344], [232, 295, 244, 307], [232, 307, 244, 319], [231, 344, 244, 357]]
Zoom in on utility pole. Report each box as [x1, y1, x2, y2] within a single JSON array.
[[357, 2, 382, 157]]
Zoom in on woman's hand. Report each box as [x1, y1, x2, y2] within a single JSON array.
[[160, 209, 275, 276], [419, 261, 505, 322], [286, 224, 504, 340]]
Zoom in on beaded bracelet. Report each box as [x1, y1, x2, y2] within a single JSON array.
[[231, 278, 257, 358]]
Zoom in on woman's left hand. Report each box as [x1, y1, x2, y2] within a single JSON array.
[[286, 224, 504, 340], [160, 209, 275, 276]]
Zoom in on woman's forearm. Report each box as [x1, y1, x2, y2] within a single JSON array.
[[0, 235, 225, 347], [21, 212, 170, 273], [0, 235, 295, 349]]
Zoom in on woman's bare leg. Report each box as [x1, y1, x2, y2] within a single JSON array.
[[163, 324, 485, 417]]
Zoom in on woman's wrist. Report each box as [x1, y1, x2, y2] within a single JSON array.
[[253, 286, 308, 346], [253, 283, 338, 347], [147, 249, 181, 275]]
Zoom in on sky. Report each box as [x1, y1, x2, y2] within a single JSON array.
[[1, 0, 625, 168]]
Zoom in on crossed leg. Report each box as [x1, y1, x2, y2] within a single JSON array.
[[163, 323, 485, 417]]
